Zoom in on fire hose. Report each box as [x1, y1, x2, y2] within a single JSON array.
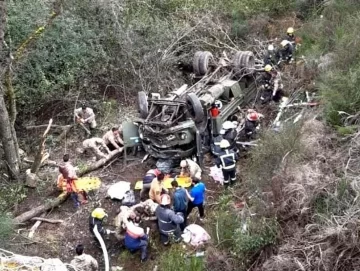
[[93, 225, 110, 271]]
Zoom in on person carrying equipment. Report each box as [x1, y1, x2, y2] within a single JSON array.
[[180, 159, 202, 180], [140, 168, 161, 201], [124, 218, 150, 263], [155, 194, 184, 245], [58, 154, 87, 208], [216, 140, 239, 187], [102, 127, 124, 151], [75, 104, 97, 130], [89, 208, 114, 242], [259, 65, 284, 104], [244, 109, 264, 140], [82, 137, 111, 160]]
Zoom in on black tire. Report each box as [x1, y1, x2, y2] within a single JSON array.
[[137, 91, 148, 119], [193, 51, 213, 76], [186, 93, 204, 122], [232, 51, 255, 74]]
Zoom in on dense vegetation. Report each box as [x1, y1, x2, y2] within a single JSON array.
[[2, 0, 360, 270]]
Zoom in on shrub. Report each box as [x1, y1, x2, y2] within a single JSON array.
[[0, 214, 14, 243], [157, 246, 204, 271]]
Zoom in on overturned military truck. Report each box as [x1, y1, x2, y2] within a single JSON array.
[[134, 50, 259, 163]]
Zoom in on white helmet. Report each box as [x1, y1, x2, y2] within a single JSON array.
[[180, 160, 187, 168], [268, 44, 274, 51], [281, 40, 290, 47], [220, 139, 230, 149], [161, 194, 171, 205], [222, 121, 235, 130]]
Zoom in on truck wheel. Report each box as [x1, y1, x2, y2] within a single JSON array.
[[193, 51, 213, 76], [233, 51, 255, 74], [186, 93, 204, 122], [138, 91, 148, 119]]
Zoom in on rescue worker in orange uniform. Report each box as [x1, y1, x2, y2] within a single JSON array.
[[58, 154, 87, 208]]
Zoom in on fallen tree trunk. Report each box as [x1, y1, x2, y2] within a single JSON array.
[[31, 217, 64, 224], [28, 213, 47, 239], [14, 193, 68, 224], [14, 149, 123, 223], [78, 147, 123, 176]]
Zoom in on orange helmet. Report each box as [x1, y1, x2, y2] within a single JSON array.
[[247, 112, 259, 121]]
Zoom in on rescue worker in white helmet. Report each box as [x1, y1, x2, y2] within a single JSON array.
[[89, 208, 113, 243], [259, 65, 284, 104], [264, 44, 280, 66], [279, 40, 294, 63], [215, 139, 239, 187], [244, 109, 264, 140], [211, 133, 224, 157], [220, 121, 237, 151], [155, 194, 184, 245]]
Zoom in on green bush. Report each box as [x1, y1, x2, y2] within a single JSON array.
[[0, 214, 14, 243], [157, 246, 204, 271]]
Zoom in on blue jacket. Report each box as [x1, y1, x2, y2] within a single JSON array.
[[125, 233, 148, 250], [155, 205, 184, 235], [173, 188, 187, 212], [190, 182, 205, 205]]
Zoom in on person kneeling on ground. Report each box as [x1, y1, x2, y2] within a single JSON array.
[[149, 172, 168, 204], [70, 244, 98, 271], [155, 194, 184, 245], [185, 178, 206, 221], [180, 159, 202, 179], [74, 104, 97, 130], [140, 168, 161, 201], [82, 137, 111, 160], [124, 217, 150, 263], [102, 127, 124, 151]]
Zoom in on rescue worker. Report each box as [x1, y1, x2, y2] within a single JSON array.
[[155, 194, 184, 245], [58, 154, 87, 208], [211, 133, 223, 157], [285, 27, 296, 45], [260, 65, 284, 104], [171, 180, 188, 231], [82, 137, 111, 160], [220, 121, 237, 151], [124, 218, 150, 263], [149, 172, 168, 204], [74, 104, 96, 129], [89, 208, 113, 242], [216, 139, 239, 187], [264, 44, 280, 66], [180, 159, 202, 179], [185, 177, 206, 221], [279, 40, 294, 64], [102, 127, 124, 151], [140, 168, 161, 201], [70, 244, 98, 271], [244, 109, 264, 140]]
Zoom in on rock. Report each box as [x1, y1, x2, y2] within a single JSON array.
[[25, 168, 38, 188], [111, 266, 123, 271]]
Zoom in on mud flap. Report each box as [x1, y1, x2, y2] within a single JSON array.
[[94, 225, 109, 271]]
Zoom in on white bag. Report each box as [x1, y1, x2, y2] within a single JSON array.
[[209, 165, 224, 185]]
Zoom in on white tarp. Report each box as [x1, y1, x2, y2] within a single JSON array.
[[107, 181, 131, 200]]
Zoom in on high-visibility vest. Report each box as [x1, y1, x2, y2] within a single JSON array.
[[219, 149, 236, 170]]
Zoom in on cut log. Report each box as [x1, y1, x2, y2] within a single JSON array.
[[14, 193, 68, 224], [28, 213, 46, 239], [78, 148, 123, 176], [31, 217, 64, 224]]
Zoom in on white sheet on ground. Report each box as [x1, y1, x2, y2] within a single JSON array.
[[107, 181, 131, 200], [209, 166, 224, 185], [181, 224, 211, 247]]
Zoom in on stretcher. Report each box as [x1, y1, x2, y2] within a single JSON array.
[[57, 175, 102, 192], [134, 176, 192, 190]]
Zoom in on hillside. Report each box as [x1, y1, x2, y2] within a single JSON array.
[[1, 0, 360, 270]]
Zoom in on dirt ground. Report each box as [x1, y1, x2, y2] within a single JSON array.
[[6, 136, 222, 271]]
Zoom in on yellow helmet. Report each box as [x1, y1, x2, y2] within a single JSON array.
[[287, 27, 294, 34], [91, 208, 107, 220], [264, 65, 272, 72]]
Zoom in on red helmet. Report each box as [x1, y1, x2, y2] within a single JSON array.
[[247, 112, 259, 121]]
